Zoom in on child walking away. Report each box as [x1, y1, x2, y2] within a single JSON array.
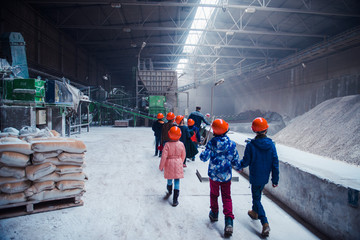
[[187, 119, 200, 148], [160, 112, 176, 155], [159, 126, 186, 207], [175, 115, 198, 167], [239, 117, 279, 237], [200, 119, 241, 237], [152, 113, 164, 157], [187, 119, 200, 161]]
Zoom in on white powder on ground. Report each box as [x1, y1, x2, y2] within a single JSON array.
[[273, 94, 360, 166]]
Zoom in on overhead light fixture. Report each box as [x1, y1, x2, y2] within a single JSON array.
[[138, 42, 147, 69], [111, 2, 121, 8], [266, 75, 270, 80], [226, 31, 234, 36], [245, 7, 256, 13], [103, 74, 109, 81], [214, 78, 225, 86], [130, 43, 137, 48], [222, 0, 228, 12], [123, 27, 131, 33], [302, 63, 306, 68], [214, 45, 221, 49]]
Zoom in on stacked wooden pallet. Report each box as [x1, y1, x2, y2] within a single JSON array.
[[0, 134, 87, 219]]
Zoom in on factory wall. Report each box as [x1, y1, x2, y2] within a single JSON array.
[[182, 81, 236, 117], [224, 45, 360, 118], [0, 0, 107, 87], [182, 45, 360, 120]]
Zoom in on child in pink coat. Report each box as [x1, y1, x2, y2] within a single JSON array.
[[159, 126, 186, 206]]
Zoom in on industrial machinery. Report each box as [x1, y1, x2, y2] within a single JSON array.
[[0, 32, 87, 136], [136, 68, 178, 116], [0, 32, 158, 135], [148, 95, 166, 116]]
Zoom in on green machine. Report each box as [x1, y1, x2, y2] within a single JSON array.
[[1, 78, 45, 105], [148, 95, 166, 116]]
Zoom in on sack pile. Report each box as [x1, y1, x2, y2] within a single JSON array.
[[0, 133, 87, 206]]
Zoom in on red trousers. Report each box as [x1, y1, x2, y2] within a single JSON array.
[[209, 179, 234, 219]]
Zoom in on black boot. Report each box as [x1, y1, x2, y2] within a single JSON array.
[[172, 189, 179, 207], [224, 217, 233, 237], [209, 210, 219, 222], [163, 185, 172, 200]]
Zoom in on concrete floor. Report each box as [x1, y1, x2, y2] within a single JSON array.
[[0, 127, 320, 240]]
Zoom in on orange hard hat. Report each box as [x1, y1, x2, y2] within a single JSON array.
[[252, 117, 268, 132], [175, 115, 184, 125], [168, 126, 182, 141], [157, 113, 164, 119], [166, 112, 175, 120], [212, 119, 229, 135], [187, 118, 195, 126]]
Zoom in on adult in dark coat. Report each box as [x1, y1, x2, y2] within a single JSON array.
[[188, 106, 210, 129], [188, 106, 210, 142]]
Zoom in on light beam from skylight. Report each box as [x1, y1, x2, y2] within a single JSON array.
[[176, 0, 218, 73]]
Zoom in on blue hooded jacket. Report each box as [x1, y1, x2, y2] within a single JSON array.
[[200, 135, 241, 182], [240, 136, 279, 186]]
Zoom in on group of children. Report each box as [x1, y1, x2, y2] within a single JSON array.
[[152, 112, 199, 166], [154, 114, 280, 238]]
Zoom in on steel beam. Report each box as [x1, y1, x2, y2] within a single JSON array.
[[58, 25, 325, 38], [99, 53, 277, 60], [26, 1, 360, 18], [80, 41, 297, 51]]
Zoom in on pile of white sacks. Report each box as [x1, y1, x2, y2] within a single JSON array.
[[0, 128, 87, 206]]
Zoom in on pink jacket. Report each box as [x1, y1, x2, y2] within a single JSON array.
[[159, 141, 186, 179]]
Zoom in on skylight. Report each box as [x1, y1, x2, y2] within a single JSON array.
[[176, 58, 189, 74], [176, 0, 218, 74]]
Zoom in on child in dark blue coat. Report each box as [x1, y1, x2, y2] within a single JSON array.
[[187, 118, 200, 146], [175, 115, 198, 167], [238, 117, 279, 237], [152, 113, 164, 156]]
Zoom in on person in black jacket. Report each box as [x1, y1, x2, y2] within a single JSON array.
[[152, 113, 164, 156]]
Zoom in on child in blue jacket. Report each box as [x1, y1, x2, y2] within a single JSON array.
[[200, 119, 241, 237], [239, 117, 279, 237]]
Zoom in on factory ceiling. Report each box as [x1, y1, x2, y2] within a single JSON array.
[[23, 0, 360, 90]]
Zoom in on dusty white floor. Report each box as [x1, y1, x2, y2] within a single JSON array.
[[0, 127, 319, 240]]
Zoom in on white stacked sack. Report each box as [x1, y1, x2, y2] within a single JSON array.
[[0, 131, 87, 206], [0, 137, 33, 205], [26, 137, 87, 201]]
